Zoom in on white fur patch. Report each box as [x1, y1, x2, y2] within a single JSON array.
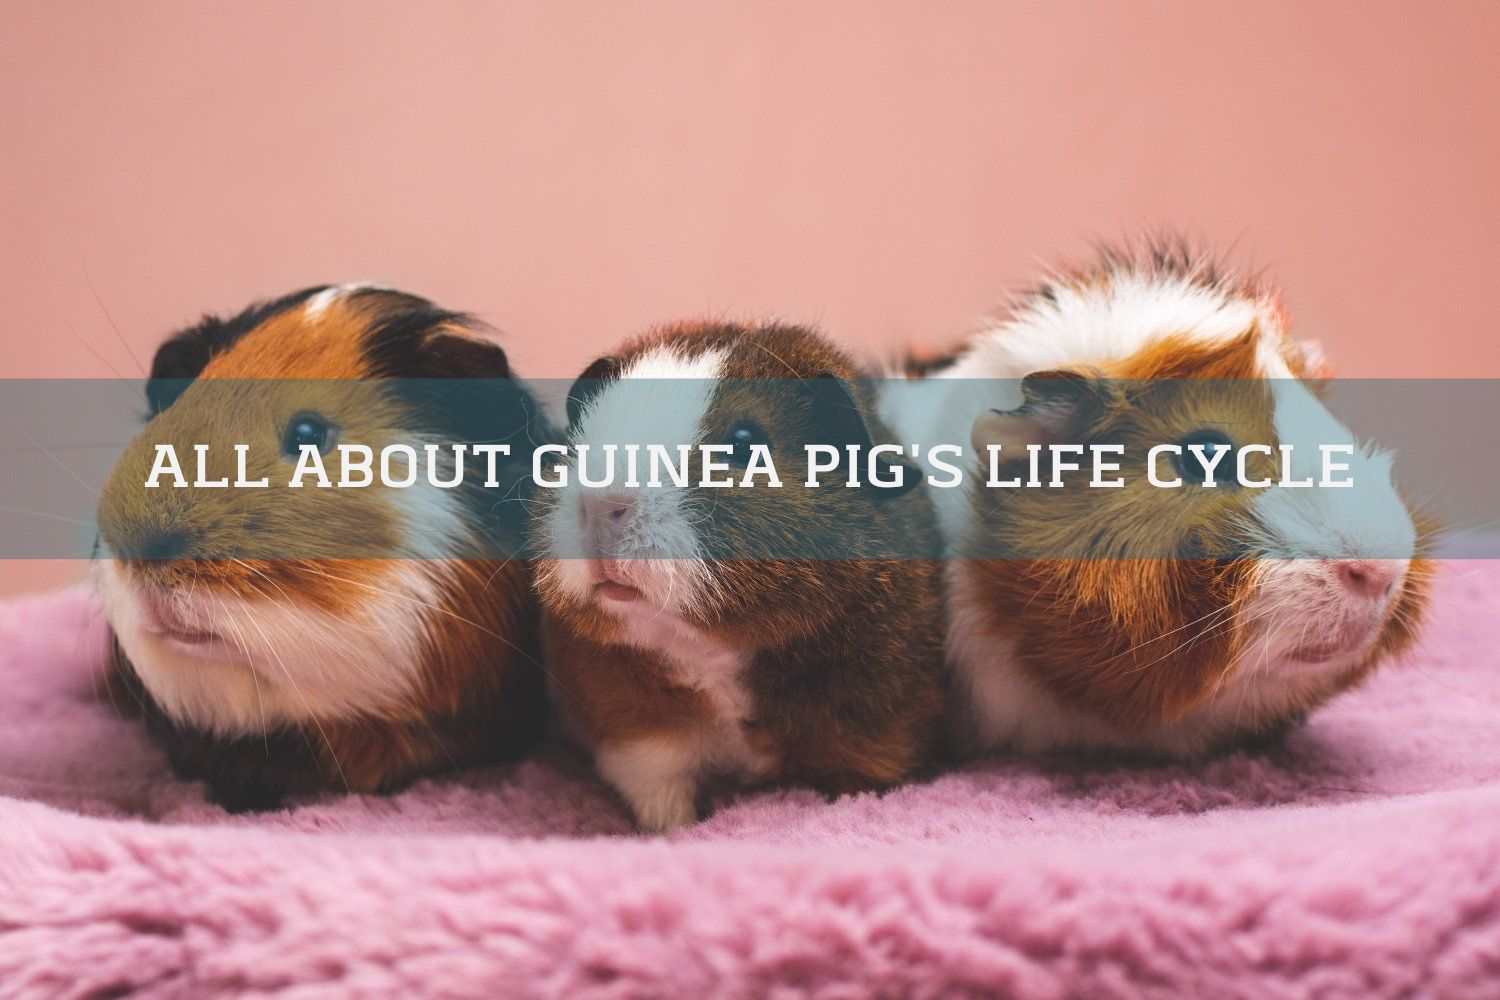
[[537, 346, 728, 613], [595, 734, 701, 833], [1250, 379, 1415, 561], [304, 282, 391, 318], [973, 271, 1280, 376], [591, 614, 769, 832]]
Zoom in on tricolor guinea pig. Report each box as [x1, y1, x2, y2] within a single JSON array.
[[532, 321, 946, 832], [886, 240, 1432, 758], [95, 284, 554, 809]]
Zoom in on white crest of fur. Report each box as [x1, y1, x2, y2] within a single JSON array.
[[303, 282, 391, 318]]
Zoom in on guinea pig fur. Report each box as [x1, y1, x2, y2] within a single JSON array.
[[532, 320, 946, 833], [95, 284, 554, 809], [884, 239, 1433, 758]]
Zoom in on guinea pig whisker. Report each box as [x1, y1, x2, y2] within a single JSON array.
[[1115, 607, 1239, 677], [1093, 600, 1237, 671], [0, 441, 131, 458], [293, 562, 593, 715], [229, 562, 390, 693], [18, 428, 105, 498], [1202, 596, 1300, 704], [63, 317, 136, 382], [645, 563, 682, 626], [1432, 516, 1500, 541], [1153, 601, 1269, 692], [475, 559, 512, 596], [294, 564, 509, 640], [0, 503, 97, 529], [232, 598, 351, 794], [83, 265, 149, 378], [212, 592, 269, 751], [746, 338, 805, 380]]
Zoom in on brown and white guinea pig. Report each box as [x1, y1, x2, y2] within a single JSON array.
[[531, 320, 946, 832], [884, 240, 1432, 758], [95, 283, 554, 810]]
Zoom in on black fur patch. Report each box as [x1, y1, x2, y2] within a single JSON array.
[[146, 286, 329, 415]]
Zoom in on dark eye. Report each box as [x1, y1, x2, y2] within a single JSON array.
[[1171, 429, 1235, 486], [722, 419, 770, 466], [281, 412, 337, 458]]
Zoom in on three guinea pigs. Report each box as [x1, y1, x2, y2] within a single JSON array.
[[94, 240, 1431, 826]]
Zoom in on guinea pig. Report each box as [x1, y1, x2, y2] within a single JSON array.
[[884, 239, 1432, 758], [531, 320, 946, 832], [95, 283, 554, 809]]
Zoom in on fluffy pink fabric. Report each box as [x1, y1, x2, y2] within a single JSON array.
[[1, 567, 1498, 998]]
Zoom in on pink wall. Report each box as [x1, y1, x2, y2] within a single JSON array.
[[3, 0, 1497, 595]]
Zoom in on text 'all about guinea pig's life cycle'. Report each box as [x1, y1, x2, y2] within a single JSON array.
[[141, 439, 1363, 492]]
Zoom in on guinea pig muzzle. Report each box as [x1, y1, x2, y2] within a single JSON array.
[[578, 492, 647, 603], [1280, 558, 1407, 665], [127, 579, 243, 663]]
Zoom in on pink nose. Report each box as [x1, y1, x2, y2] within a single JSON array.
[[1331, 559, 1403, 600], [582, 492, 635, 548]]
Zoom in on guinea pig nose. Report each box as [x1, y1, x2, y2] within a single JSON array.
[[604, 497, 633, 525], [581, 492, 636, 543], [1330, 559, 1403, 600], [136, 529, 188, 562]]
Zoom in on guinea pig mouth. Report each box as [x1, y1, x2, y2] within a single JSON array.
[[134, 589, 242, 661], [147, 620, 243, 662], [594, 581, 645, 602], [589, 561, 646, 603], [1285, 641, 1355, 664], [1285, 622, 1378, 665]]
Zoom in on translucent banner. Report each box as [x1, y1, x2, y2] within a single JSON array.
[[0, 377, 1491, 562]]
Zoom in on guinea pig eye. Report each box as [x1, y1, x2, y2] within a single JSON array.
[[281, 412, 338, 458], [1171, 429, 1236, 486], [722, 419, 770, 466]]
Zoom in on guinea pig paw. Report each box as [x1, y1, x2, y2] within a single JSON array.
[[596, 736, 702, 834], [629, 785, 698, 834]]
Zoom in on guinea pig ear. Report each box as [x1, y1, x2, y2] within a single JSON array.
[[970, 368, 1111, 456], [145, 285, 331, 415], [145, 315, 243, 415], [409, 326, 512, 380], [803, 373, 921, 501], [1288, 338, 1335, 396], [566, 355, 623, 428], [395, 327, 550, 451]]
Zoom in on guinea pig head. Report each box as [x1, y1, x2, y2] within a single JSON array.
[[963, 328, 1431, 738], [533, 321, 924, 648], [95, 284, 540, 734]]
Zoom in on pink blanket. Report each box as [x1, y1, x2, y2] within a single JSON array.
[[1, 568, 1497, 998]]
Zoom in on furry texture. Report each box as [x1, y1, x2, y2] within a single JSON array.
[[1, 567, 1497, 998], [884, 241, 1429, 757], [96, 286, 552, 807], [534, 321, 946, 832]]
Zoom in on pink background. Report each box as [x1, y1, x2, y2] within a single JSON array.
[[3, 1, 1497, 595]]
